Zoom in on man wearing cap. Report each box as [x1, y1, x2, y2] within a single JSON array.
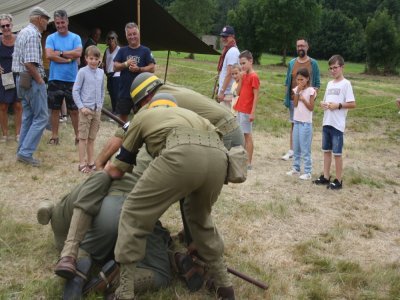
[[45, 9, 82, 145], [12, 7, 50, 166], [216, 26, 240, 110], [113, 22, 155, 123], [104, 92, 235, 300]]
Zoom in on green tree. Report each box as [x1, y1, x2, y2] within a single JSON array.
[[365, 9, 400, 74], [229, 0, 321, 65], [310, 9, 366, 62], [228, 0, 263, 63], [212, 0, 240, 34], [167, 0, 217, 37]]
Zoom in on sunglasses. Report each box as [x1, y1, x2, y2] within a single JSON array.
[[1, 24, 11, 29]]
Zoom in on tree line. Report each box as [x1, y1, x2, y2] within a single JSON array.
[[156, 0, 400, 74]]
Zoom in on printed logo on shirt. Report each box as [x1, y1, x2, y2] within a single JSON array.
[[327, 88, 340, 96], [127, 55, 141, 65]]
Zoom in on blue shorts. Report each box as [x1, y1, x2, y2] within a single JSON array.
[[289, 100, 294, 123], [322, 125, 343, 156], [236, 112, 252, 134]]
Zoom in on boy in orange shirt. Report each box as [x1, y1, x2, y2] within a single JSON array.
[[234, 50, 260, 170]]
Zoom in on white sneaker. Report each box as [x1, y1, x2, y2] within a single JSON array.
[[282, 149, 294, 160], [286, 169, 300, 176], [299, 173, 312, 180]]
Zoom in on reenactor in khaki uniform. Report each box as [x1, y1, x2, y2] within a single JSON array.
[[104, 92, 234, 299]]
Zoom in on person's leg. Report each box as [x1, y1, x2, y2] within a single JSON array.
[[289, 122, 294, 151], [50, 109, 60, 139], [117, 97, 133, 124], [69, 109, 79, 139], [61, 99, 67, 119], [65, 83, 79, 139], [334, 155, 343, 181], [13, 101, 22, 137], [244, 133, 253, 165], [114, 146, 209, 298], [78, 110, 90, 169], [323, 152, 332, 179], [300, 122, 313, 175], [331, 128, 344, 183], [17, 81, 48, 159], [292, 122, 301, 172], [86, 139, 95, 166], [78, 139, 87, 168], [0, 103, 9, 138], [87, 111, 101, 166], [183, 147, 233, 295]]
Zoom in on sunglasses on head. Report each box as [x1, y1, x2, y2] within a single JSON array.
[[1, 24, 11, 29]]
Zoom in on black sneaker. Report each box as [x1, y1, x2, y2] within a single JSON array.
[[313, 175, 330, 185], [328, 178, 342, 190]]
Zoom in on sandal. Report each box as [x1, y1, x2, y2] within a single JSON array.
[[48, 137, 59, 145], [88, 163, 96, 172], [78, 164, 92, 173]]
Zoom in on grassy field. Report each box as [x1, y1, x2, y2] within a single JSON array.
[[0, 52, 399, 299]]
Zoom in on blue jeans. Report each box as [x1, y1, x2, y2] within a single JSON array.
[[292, 121, 313, 174], [17, 77, 48, 158]]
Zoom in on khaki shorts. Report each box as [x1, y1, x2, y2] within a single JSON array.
[[78, 110, 101, 140]]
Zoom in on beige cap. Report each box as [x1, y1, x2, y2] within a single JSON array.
[[29, 7, 51, 19]]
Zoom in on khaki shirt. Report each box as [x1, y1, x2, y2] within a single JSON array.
[[113, 106, 216, 172]]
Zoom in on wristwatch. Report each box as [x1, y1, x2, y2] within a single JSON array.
[[338, 103, 342, 110], [60, 51, 64, 57]]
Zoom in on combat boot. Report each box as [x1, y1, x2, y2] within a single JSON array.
[[37, 200, 54, 225], [114, 263, 136, 300], [207, 258, 235, 300], [62, 255, 92, 300], [55, 208, 92, 279]]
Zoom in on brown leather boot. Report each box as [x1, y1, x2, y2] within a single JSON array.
[[55, 208, 92, 279]]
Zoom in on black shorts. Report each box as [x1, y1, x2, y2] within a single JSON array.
[[116, 97, 134, 115], [48, 80, 77, 110]]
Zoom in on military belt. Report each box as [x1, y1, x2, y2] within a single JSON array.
[[165, 127, 226, 151], [215, 116, 238, 136], [107, 191, 130, 197]]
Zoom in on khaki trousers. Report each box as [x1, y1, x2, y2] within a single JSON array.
[[115, 143, 228, 264]]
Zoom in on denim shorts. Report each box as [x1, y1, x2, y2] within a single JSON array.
[[322, 125, 343, 155], [236, 112, 252, 134]]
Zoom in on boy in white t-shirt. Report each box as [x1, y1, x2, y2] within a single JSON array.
[[286, 68, 316, 180], [313, 55, 356, 190]]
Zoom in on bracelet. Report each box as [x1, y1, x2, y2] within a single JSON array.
[[338, 103, 342, 110], [124, 61, 128, 68], [60, 51, 63, 57]]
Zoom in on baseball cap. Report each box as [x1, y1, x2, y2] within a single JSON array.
[[220, 26, 235, 37], [29, 7, 51, 19]]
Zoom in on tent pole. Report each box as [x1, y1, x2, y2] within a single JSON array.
[[137, 0, 141, 30], [164, 50, 170, 84]]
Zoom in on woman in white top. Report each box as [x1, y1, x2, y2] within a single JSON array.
[[102, 31, 120, 114]]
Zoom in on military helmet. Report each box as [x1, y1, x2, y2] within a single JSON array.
[[130, 72, 163, 107], [148, 93, 178, 109]]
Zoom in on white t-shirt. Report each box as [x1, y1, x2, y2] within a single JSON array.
[[105, 46, 120, 77], [293, 86, 315, 123], [218, 47, 240, 95], [322, 78, 355, 132]]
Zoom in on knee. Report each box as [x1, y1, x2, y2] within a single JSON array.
[[0, 104, 8, 113]]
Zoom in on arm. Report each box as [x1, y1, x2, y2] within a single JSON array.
[[46, 48, 73, 64], [236, 72, 244, 95], [72, 71, 84, 109], [249, 87, 259, 122], [95, 136, 123, 170], [24, 62, 44, 85], [293, 86, 299, 107], [104, 161, 125, 179], [217, 64, 233, 101], [60, 47, 83, 59], [301, 91, 315, 111]]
